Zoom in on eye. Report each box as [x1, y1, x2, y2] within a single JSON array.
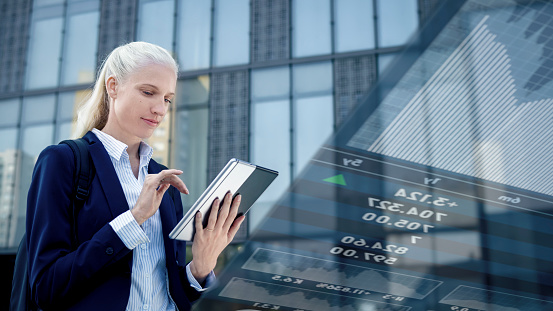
[[165, 98, 173, 104], [143, 91, 153, 96]]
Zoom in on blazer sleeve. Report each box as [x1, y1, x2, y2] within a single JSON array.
[[26, 144, 132, 310]]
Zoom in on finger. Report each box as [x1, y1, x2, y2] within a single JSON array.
[[216, 192, 233, 229], [157, 183, 171, 194], [194, 211, 203, 237], [222, 194, 241, 231], [227, 215, 245, 241], [206, 198, 220, 230], [159, 168, 183, 176], [160, 174, 189, 194], [147, 169, 181, 186]]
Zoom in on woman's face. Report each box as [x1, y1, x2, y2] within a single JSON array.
[[105, 63, 176, 143]]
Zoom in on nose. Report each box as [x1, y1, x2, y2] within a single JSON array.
[[151, 99, 168, 117]]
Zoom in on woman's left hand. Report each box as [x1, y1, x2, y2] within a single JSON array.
[[189, 192, 245, 283]]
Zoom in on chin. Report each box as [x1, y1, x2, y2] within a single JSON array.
[[141, 133, 154, 140], [136, 129, 155, 140]]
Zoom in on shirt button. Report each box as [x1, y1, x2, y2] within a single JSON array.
[[140, 244, 147, 249], [105, 247, 114, 255], [143, 305, 149, 310]]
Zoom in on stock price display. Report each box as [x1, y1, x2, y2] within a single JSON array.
[[192, 0, 553, 309]]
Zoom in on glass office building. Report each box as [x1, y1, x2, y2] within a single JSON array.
[[0, 0, 436, 307]]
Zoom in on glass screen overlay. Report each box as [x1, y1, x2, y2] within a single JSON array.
[[193, 0, 553, 310]]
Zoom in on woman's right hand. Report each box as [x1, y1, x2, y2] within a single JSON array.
[[131, 169, 189, 225]]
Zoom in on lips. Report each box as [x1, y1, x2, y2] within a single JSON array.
[[141, 117, 159, 127]]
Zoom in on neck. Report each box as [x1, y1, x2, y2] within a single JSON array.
[[100, 125, 141, 159]]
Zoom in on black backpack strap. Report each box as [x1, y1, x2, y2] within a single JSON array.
[[60, 138, 95, 247]]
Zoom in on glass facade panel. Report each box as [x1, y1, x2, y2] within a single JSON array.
[[61, 0, 100, 85], [212, 0, 250, 67], [22, 125, 54, 161], [0, 99, 20, 127], [0, 128, 19, 248], [252, 67, 290, 100], [34, 0, 64, 6], [334, 0, 375, 52], [378, 52, 399, 75], [58, 91, 79, 121], [294, 95, 333, 176], [177, 0, 212, 70], [25, 7, 63, 90], [176, 76, 210, 108], [250, 66, 291, 230], [292, 0, 331, 57], [173, 77, 210, 210], [22, 95, 56, 124], [17, 124, 54, 247], [174, 108, 208, 210], [377, 0, 418, 48], [293, 62, 334, 176], [148, 110, 172, 165], [56, 121, 73, 143], [250, 99, 291, 230], [0, 128, 18, 154], [137, 0, 175, 52], [293, 61, 333, 95]]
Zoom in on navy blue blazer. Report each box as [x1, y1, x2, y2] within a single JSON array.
[[26, 131, 200, 310]]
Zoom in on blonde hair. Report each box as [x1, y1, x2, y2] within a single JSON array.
[[74, 42, 178, 138]]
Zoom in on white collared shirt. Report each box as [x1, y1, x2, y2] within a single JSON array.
[[91, 129, 213, 311]]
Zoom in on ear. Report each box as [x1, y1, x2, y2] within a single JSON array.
[[105, 76, 118, 100]]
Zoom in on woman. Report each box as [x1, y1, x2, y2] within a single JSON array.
[[26, 42, 244, 310]]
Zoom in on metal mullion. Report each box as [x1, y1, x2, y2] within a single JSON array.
[[167, 0, 179, 167], [373, 0, 382, 77], [289, 63, 294, 182], [57, 0, 69, 88], [209, 0, 216, 69], [330, 0, 335, 55]]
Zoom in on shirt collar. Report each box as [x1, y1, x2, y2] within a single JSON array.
[[92, 128, 153, 165]]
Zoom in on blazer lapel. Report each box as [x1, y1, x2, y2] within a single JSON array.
[[83, 132, 130, 219]]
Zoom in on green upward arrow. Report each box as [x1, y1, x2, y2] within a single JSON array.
[[323, 174, 347, 186]]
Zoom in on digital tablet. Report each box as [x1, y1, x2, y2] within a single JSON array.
[[169, 158, 278, 241]]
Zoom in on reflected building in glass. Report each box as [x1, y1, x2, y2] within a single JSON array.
[[0, 0, 438, 308]]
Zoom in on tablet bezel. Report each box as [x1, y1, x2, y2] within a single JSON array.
[[169, 158, 278, 241]]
